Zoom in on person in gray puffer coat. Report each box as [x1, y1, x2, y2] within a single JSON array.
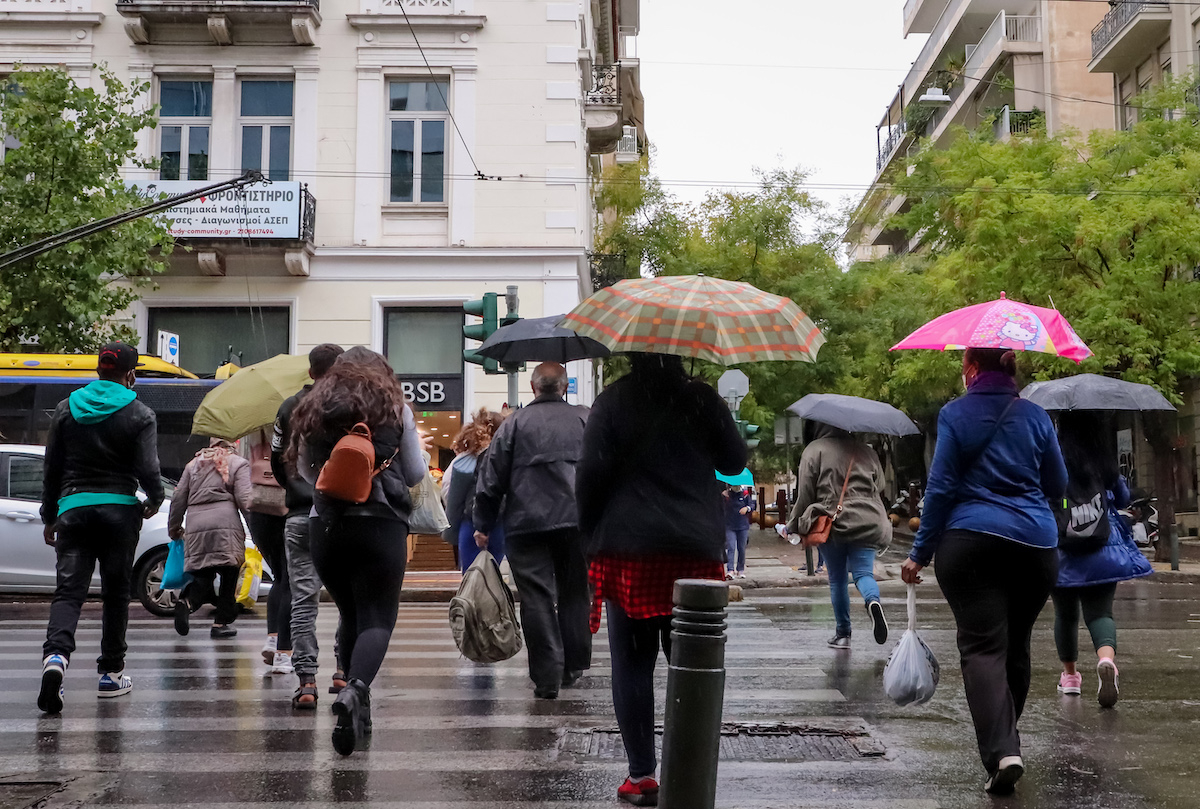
[[168, 438, 253, 639], [787, 420, 891, 649]]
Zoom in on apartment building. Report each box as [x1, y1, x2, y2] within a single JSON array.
[[0, 0, 643, 452], [846, 0, 1112, 260]]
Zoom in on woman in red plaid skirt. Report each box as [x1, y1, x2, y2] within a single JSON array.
[[578, 353, 746, 807]]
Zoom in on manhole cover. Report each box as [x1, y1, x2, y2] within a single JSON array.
[[0, 782, 64, 809], [559, 722, 886, 762]]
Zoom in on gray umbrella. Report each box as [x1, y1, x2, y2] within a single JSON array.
[[787, 393, 920, 436], [1020, 374, 1175, 412], [478, 314, 611, 364]]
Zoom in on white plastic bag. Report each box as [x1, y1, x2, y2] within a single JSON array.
[[882, 583, 940, 706]]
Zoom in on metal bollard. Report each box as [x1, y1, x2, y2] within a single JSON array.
[[805, 546, 815, 576], [659, 579, 728, 809], [1170, 524, 1180, 571]]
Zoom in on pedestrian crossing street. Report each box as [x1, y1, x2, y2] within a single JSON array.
[[0, 600, 923, 808]]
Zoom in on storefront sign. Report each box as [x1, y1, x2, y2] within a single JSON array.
[[136, 180, 302, 239], [401, 375, 464, 410]]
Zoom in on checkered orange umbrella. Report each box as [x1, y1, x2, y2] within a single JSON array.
[[560, 275, 825, 365]]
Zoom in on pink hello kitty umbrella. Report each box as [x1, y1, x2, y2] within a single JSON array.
[[891, 293, 1092, 363]]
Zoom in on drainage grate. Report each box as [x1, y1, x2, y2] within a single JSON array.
[[0, 781, 64, 809], [559, 722, 886, 762]]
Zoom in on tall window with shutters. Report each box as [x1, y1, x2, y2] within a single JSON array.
[[387, 80, 448, 203]]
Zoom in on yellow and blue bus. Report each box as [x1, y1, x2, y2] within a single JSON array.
[[0, 353, 220, 479]]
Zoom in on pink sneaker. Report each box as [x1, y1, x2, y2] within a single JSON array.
[[1057, 671, 1082, 696], [1097, 658, 1119, 708]]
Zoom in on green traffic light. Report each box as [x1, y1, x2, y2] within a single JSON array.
[[463, 292, 502, 373]]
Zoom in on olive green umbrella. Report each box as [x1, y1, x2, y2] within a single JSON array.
[[191, 354, 311, 440]]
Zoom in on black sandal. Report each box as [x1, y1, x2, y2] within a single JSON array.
[[329, 671, 347, 694], [292, 683, 319, 710]]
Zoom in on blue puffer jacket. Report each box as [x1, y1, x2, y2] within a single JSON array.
[[1057, 477, 1153, 588], [910, 372, 1068, 566]]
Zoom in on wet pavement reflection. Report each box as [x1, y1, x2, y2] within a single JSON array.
[[0, 571, 1195, 807]]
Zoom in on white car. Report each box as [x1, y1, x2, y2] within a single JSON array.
[[0, 443, 224, 617]]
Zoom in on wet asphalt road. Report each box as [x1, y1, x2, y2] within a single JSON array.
[[0, 574, 1196, 808]]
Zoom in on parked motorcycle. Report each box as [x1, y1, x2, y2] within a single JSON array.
[[1119, 495, 1159, 548]]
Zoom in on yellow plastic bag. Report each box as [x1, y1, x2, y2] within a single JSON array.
[[236, 546, 264, 609]]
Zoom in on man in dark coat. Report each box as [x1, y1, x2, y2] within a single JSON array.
[[39, 342, 164, 713], [474, 362, 590, 698]]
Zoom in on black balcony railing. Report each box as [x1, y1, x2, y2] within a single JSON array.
[[1091, 0, 1167, 58], [586, 65, 621, 106], [588, 251, 626, 291], [300, 184, 316, 242], [117, 0, 320, 7]]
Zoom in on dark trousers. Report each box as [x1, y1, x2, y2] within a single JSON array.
[[310, 515, 406, 686], [248, 511, 291, 650], [43, 504, 141, 674], [506, 528, 592, 690], [935, 529, 1057, 774], [606, 601, 672, 778], [1052, 583, 1118, 662], [182, 565, 241, 626]]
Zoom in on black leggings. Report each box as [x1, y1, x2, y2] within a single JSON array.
[[248, 512, 291, 650], [309, 515, 407, 686], [606, 601, 672, 779], [183, 565, 241, 626]]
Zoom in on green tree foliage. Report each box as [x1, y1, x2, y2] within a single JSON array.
[[0, 66, 170, 352]]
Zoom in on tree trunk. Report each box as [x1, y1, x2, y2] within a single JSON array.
[[1143, 412, 1176, 563]]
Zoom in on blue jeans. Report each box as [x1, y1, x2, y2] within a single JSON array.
[[458, 519, 506, 572], [725, 527, 749, 572], [821, 543, 880, 636]]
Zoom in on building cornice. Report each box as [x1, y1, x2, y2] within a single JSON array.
[[346, 12, 484, 31]]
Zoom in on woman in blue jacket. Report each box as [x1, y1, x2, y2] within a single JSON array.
[[723, 485, 754, 579], [1051, 412, 1151, 708], [901, 348, 1067, 797]]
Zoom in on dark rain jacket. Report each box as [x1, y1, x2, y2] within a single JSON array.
[[577, 374, 746, 562], [41, 380, 164, 525], [270, 386, 314, 517], [473, 394, 589, 539]]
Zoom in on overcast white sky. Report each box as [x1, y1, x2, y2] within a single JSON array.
[[638, 0, 928, 215]]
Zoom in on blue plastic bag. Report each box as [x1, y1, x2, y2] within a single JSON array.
[[161, 538, 191, 591]]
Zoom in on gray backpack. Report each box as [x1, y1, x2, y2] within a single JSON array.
[[449, 551, 523, 663]]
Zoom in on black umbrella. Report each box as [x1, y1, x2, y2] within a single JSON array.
[[478, 315, 611, 364], [787, 393, 920, 436], [1020, 374, 1175, 412]]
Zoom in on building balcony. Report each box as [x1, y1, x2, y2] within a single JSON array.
[[117, 0, 322, 45], [614, 125, 640, 164], [903, 0, 951, 37], [993, 106, 1041, 140], [585, 64, 624, 153], [150, 179, 316, 276], [1089, 0, 1171, 75]]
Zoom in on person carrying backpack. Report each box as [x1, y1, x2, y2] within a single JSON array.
[[287, 347, 426, 756], [1050, 412, 1152, 708]]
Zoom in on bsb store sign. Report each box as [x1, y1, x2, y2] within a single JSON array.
[[401, 376, 464, 410], [135, 180, 302, 239]]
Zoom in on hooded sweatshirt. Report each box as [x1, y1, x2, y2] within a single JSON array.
[[42, 379, 164, 524]]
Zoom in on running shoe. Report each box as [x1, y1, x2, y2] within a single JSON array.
[[827, 634, 851, 649], [97, 671, 132, 699], [270, 651, 294, 675], [617, 776, 659, 807], [984, 755, 1024, 795], [1057, 671, 1082, 696], [1097, 658, 1119, 708], [261, 634, 277, 665], [867, 600, 888, 645], [38, 654, 67, 714]]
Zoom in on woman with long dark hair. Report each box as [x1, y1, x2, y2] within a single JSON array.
[[442, 407, 507, 572], [578, 353, 745, 806], [901, 347, 1066, 796], [288, 347, 426, 755], [1051, 412, 1151, 707]]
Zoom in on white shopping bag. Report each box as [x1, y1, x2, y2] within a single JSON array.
[[882, 583, 940, 706]]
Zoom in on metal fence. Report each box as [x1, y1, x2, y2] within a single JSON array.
[[587, 65, 621, 106], [300, 184, 316, 243], [1092, 1, 1168, 58]]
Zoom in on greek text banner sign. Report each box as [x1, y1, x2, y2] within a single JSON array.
[[140, 180, 302, 239]]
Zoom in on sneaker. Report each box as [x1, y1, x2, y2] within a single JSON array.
[[867, 600, 888, 645], [984, 755, 1024, 795], [827, 634, 851, 649], [617, 776, 659, 807], [1057, 671, 1082, 696], [725, 571, 735, 581], [97, 671, 133, 699], [1097, 658, 1119, 708], [261, 634, 278, 665], [735, 571, 746, 579], [562, 669, 584, 688], [173, 599, 190, 636], [38, 654, 67, 714], [270, 651, 294, 675], [210, 624, 237, 639], [534, 685, 559, 699]]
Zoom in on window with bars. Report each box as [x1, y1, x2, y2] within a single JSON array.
[[240, 80, 293, 182], [159, 80, 212, 181], [387, 80, 448, 203]]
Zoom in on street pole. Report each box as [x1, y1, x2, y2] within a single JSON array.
[[1170, 523, 1180, 571], [506, 366, 520, 410], [659, 579, 728, 809]]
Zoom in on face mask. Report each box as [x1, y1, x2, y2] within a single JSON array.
[[962, 373, 970, 391]]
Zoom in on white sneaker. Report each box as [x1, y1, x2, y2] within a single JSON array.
[[38, 654, 67, 713], [97, 671, 133, 699], [269, 651, 294, 675], [984, 755, 1024, 795], [261, 634, 278, 665]]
